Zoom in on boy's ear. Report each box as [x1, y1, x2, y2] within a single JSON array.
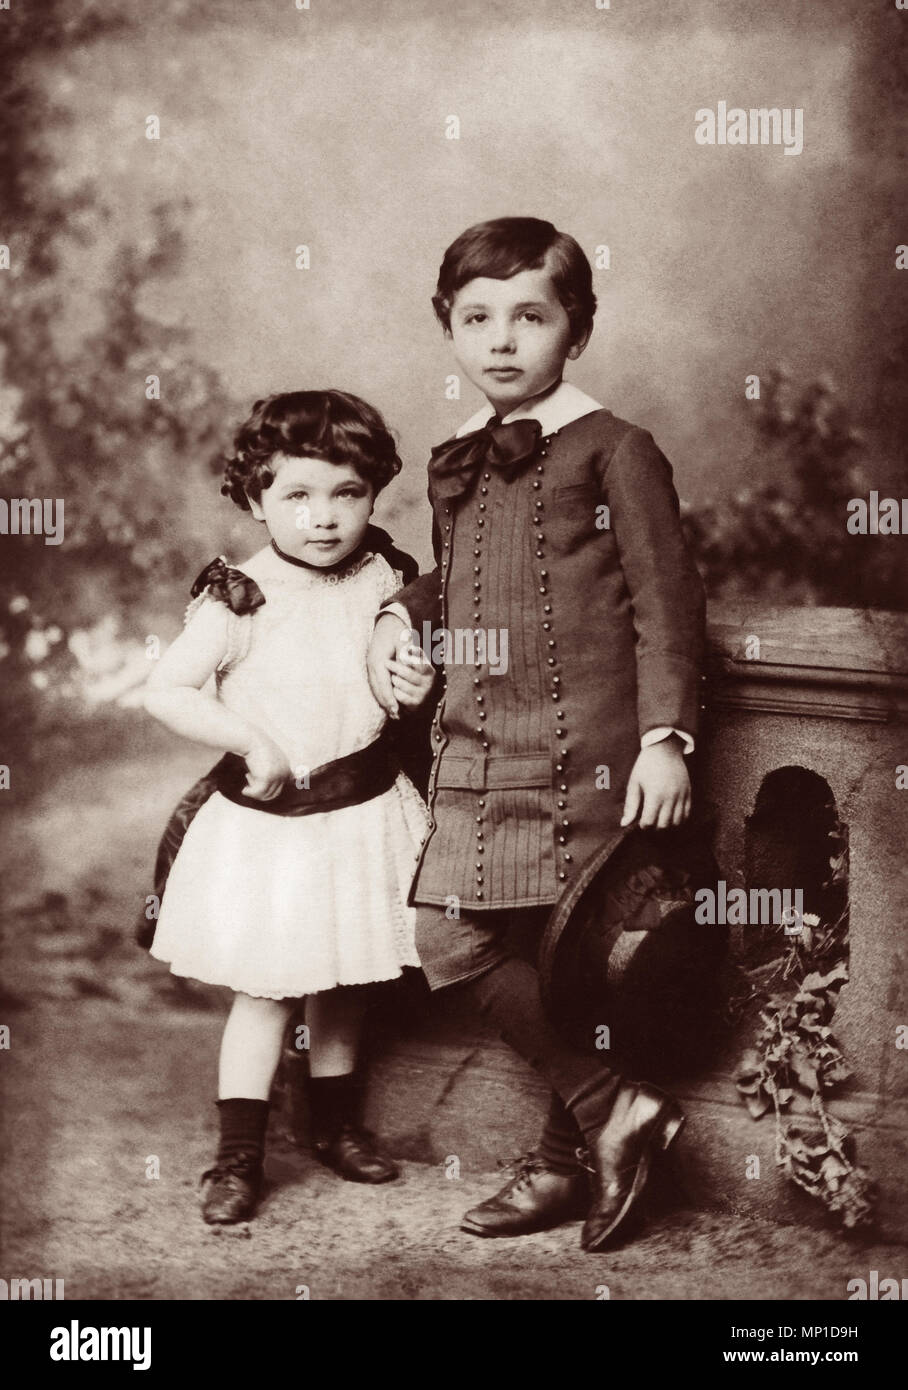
[[567, 327, 592, 361]]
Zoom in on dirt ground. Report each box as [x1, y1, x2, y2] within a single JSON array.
[[1, 737, 904, 1301], [4, 998, 905, 1302]]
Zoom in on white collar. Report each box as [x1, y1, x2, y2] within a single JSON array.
[[455, 379, 604, 439]]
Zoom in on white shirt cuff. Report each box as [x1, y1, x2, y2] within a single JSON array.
[[641, 727, 695, 755]]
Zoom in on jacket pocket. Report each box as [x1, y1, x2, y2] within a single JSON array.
[[546, 483, 608, 554]]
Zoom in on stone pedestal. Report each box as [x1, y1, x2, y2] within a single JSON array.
[[691, 604, 908, 1234]]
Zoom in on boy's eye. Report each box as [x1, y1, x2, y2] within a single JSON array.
[[464, 312, 487, 325], [520, 311, 543, 323]]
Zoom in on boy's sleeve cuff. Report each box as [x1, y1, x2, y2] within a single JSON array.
[[641, 727, 695, 755]]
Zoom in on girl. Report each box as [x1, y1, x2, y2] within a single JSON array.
[[144, 389, 434, 1226]]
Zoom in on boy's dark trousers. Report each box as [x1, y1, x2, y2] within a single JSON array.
[[415, 903, 623, 1154]]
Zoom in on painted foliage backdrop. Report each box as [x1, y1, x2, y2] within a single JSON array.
[[1, 0, 906, 777]]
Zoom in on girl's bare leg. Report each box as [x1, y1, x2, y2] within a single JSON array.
[[218, 992, 295, 1099]]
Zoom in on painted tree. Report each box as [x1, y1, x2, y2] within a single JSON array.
[[0, 2, 234, 764], [682, 369, 908, 612]]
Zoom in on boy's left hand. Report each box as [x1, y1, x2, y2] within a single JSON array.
[[621, 735, 691, 829]]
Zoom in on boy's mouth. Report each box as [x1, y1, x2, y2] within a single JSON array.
[[485, 367, 523, 379]]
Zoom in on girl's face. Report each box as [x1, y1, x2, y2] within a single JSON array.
[[247, 453, 374, 566], [447, 258, 589, 415]]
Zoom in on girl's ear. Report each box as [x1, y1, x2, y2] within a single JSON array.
[[246, 493, 266, 522]]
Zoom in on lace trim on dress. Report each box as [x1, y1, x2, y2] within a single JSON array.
[[219, 607, 253, 684], [268, 547, 378, 587]]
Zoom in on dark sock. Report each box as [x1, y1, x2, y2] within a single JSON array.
[[215, 1097, 269, 1166], [464, 956, 621, 1137], [537, 1090, 585, 1175], [309, 1073, 359, 1142], [565, 1071, 626, 1143]]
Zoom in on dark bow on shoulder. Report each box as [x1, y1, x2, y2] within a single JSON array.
[[427, 417, 542, 503], [191, 556, 266, 616]]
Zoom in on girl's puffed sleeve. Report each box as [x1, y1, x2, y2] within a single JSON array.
[[182, 556, 266, 685], [366, 522, 442, 632]]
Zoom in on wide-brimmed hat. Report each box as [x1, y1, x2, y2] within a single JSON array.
[[538, 821, 728, 1078]]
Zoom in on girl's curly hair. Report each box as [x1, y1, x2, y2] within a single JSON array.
[[221, 389, 403, 511]]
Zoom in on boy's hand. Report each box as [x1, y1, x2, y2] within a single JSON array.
[[368, 613, 433, 717], [621, 736, 691, 829], [388, 628, 434, 709], [367, 613, 407, 717], [242, 733, 291, 801]]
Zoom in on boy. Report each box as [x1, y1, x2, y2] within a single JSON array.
[[368, 217, 705, 1250]]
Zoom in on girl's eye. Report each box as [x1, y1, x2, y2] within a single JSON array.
[[520, 312, 543, 323], [464, 313, 486, 325]]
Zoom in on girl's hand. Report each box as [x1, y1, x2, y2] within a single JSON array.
[[242, 734, 290, 801], [621, 736, 691, 829]]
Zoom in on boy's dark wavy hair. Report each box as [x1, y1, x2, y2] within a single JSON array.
[[221, 389, 403, 511], [431, 216, 598, 344]]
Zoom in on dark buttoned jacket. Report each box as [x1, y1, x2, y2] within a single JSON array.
[[389, 406, 706, 911]]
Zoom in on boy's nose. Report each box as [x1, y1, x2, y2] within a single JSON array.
[[490, 322, 516, 352]]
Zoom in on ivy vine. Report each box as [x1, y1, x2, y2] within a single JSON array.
[[731, 836, 876, 1232]]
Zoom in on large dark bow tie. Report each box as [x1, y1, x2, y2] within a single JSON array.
[[428, 416, 542, 502]]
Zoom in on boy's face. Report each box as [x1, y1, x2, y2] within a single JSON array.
[[446, 258, 588, 415], [247, 453, 374, 566]]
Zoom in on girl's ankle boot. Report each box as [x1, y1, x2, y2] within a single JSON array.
[[201, 1098, 269, 1224], [309, 1074, 398, 1184]]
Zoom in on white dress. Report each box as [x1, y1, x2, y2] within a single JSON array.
[[150, 543, 428, 998]]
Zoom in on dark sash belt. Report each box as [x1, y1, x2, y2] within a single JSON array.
[[212, 731, 399, 815], [136, 730, 399, 949]]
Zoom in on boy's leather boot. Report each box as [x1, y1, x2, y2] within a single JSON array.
[[570, 1079, 685, 1252], [461, 1155, 590, 1237]]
